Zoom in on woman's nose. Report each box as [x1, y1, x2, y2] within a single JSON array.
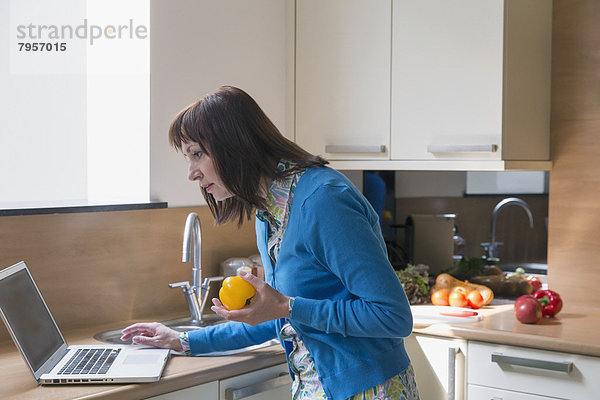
[[188, 163, 201, 182]]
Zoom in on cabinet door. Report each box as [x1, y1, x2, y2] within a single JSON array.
[[468, 341, 600, 399], [404, 334, 466, 400], [469, 384, 565, 400], [295, 0, 391, 160], [219, 363, 291, 400], [391, 0, 504, 161], [146, 380, 218, 399]]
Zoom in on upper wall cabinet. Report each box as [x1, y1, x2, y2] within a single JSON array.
[[293, 0, 552, 171], [295, 0, 392, 161]]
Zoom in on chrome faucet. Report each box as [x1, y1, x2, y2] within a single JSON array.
[[169, 212, 223, 326], [481, 197, 534, 259], [182, 212, 201, 295]]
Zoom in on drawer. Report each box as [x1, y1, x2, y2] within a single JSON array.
[[468, 341, 600, 400], [469, 384, 564, 400]]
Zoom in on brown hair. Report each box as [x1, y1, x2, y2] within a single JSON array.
[[169, 86, 328, 226]]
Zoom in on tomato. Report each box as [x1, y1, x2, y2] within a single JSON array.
[[526, 275, 543, 293], [449, 291, 468, 308], [431, 289, 450, 306], [218, 276, 256, 311], [467, 290, 484, 309]]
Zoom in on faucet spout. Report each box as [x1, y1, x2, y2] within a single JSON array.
[[485, 197, 534, 259], [174, 212, 225, 326], [182, 212, 201, 296]]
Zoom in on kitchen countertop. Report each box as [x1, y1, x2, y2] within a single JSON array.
[[0, 319, 286, 400], [2, 305, 599, 399], [412, 304, 600, 357]]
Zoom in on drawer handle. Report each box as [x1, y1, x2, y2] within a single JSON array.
[[325, 145, 386, 153], [224, 373, 290, 400], [427, 144, 498, 153], [491, 353, 573, 373]]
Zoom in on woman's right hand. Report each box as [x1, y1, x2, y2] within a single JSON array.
[[120, 322, 183, 352]]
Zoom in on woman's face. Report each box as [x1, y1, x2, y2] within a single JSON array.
[[183, 141, 234, 202]]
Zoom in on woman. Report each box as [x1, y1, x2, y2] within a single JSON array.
[[121, 86, 419, 400]]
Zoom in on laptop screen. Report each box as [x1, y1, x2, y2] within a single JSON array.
[[0, 266, 65, 373]]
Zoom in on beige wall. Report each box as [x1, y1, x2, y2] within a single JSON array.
[[547, 1, 600, 308]]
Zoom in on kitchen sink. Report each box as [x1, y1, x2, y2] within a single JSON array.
[[499, 263, 548, 274], [93, 316, 280, 356]]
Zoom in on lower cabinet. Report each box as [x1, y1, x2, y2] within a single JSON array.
[[219, 363, 291, 400], [468, 384, 556, 400], [468, 341, 600, 400], [147, 363, 291, 400], [404, 333, 467, 400], [147, 381, 219, 399]]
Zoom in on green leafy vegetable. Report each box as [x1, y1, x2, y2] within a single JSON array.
[[442, 257, 489, 281], [395, 264, 430, 305]]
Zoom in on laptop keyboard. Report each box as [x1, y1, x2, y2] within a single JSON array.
[[58, 348, 121, 375]]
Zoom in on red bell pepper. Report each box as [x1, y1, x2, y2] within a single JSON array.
[[533, 290, 563, 317]]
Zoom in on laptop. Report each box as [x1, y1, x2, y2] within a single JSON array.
[[0, 261, 170, 384]]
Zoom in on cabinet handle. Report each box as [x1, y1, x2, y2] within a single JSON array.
[[491, 353, 573, 373], [325, 145, 386, 153], [447, 346, 459, 400], [224, 373, 290, 400], [427, 144, 498, 153]]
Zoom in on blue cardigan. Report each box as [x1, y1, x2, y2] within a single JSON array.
[[187, 167, 413, 400]]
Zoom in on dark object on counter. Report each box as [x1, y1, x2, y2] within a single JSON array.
[[483, 264, 504, 276], [533, 290, 563, 317], [470, 274, 532, 298], [395, 264, 430, 305]]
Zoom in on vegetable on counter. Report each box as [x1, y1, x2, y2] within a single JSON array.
[[526, 275, 543, 292], [449, 290, 468, 307], [470, 274, 532, 298], [467, 289, 484, 309], [442, 257, 488, 281], [533, 290, 563, 317], [514, 295, 542, 324], [431, 289, 450, 306], [431, 273, 494, 306], [395, 264, 431, 305], [432, 286, 485, 309]]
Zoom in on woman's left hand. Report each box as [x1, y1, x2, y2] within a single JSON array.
[[211, 271, 290, 326]]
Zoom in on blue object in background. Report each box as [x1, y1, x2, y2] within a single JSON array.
[[364, 171, 386, 223]]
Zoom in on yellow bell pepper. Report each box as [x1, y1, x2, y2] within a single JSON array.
[[219, 276, 256, 310]]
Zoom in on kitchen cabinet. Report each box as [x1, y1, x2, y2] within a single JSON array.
[[295, 0, 392, 161], [219, 363, 291, 400], [147, 381, 219, 399], [468, 385, 556, 400], [404, 333, 466, 400], [292, 0, 552, 171], [391, 0, 551, 167], [147, 363, 290, 400], [467, 341, 600, 400]]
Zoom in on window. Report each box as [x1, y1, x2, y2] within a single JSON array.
[[1, 0, 149, 209]]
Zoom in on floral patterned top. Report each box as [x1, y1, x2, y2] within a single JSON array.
[[258, 160, 419, 400]]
